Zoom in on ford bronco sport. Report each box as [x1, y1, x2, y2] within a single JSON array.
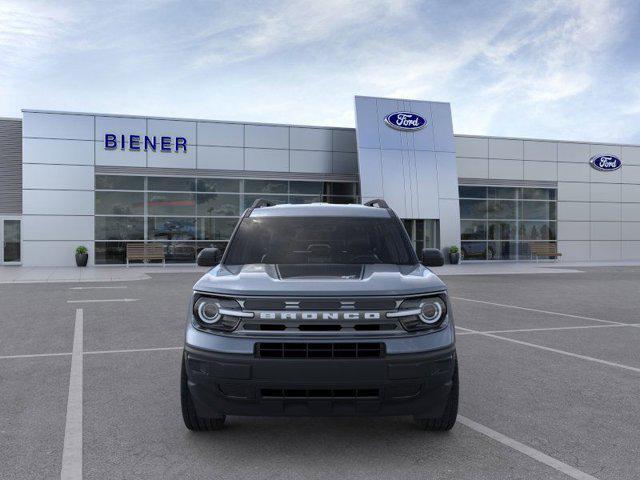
[[181, 199, 458, 431]]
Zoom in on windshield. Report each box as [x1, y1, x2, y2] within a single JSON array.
[[223, 216, 418, 265]]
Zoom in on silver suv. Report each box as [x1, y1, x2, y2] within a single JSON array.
[[181, 199, 458, 431]]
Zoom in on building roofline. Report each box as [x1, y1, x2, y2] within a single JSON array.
[[454, 133, 640, 148], [0, 116, 21, 122], [354, 95, 450, 105], [20, 109, 355, 131]]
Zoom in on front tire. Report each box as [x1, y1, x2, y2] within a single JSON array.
[[414, 357, 459, 431], [181, 352, 226, 431]]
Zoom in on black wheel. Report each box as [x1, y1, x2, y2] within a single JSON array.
[[414, 357, 458, 431], [181, 352, 226, 431]]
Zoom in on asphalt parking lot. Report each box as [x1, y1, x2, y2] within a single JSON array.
[[1, 267, 639, 479]]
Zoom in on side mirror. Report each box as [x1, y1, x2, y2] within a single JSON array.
[[197, 247, 222, 267], [421, 248, 445, 267]]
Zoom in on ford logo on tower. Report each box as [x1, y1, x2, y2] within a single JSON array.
[[384, 112, 427, 131], [589, 155, 622, 172]]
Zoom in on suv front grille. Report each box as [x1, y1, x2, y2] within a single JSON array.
[[256, 342, 385, 359], [261, 388, 380, 399]]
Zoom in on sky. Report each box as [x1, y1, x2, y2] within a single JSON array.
[[1, 0, 639, 143]]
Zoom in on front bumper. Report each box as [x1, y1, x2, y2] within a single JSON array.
[[184, 340, 456, 417]]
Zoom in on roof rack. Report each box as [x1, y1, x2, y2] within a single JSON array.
[[364, 199, 389, 209], [250, 198, 277, 209]]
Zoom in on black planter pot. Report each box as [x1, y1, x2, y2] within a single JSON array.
[[449, 252, 460, 264], [75, 253, 88, 267]]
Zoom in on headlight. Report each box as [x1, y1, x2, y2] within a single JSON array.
[[391, 294, 447, 331], [193, 295, 250, 332]]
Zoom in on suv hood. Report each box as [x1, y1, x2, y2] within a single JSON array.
[[194, 264, 446, 297]]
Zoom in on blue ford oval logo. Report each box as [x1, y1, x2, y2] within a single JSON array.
[[590, 155, 621, 171], [384, 112, 427, 131]]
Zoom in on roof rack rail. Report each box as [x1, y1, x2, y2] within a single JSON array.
[[250, 198, 277, 209], [364, 199, 389, 209]]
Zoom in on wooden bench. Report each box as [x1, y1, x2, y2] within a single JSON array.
[[529, 243, 562, 262], [126, 243, 165, 266]]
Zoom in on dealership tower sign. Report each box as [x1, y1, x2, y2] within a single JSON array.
[[384, 112, 427, 131]]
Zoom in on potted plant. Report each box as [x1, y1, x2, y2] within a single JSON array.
[[75, 246, 88, 267], [449, 246, 460, 264]]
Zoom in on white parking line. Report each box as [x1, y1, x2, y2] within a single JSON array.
[[460, 326, 640, 373], [451, 296, 624, 325], [458, 415, 599, 480], [84, 346, 181, 355], [69, 286, 127, 290], [0, 352, 72, 360], [66, 298, 139, 303], [456, 323, 633, 335], [61, 308, 83, 480]]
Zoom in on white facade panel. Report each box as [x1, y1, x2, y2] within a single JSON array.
[[197, 146, 244, 170], [23, 138, 94, 166], [354, 97, 380, 150], [197, 122, 244, 147], [590, 183, 620, 202], [436, 152, 459, 199], [590, 144, 621, 157], [23, 164, 94, 190], [290, 150, 332, 174], [557, 142, 590, 163], [622, 241, 640, 259], [488, 159, 523, 180], [457, 157, 488, 179], [590, 203, 620, 222], [357, 148, 383, 198], [95, 143, 147, 167], [244, 148, 289, 172], [622, 184, 640, 203], [332, 152, 358, 174], [558, 162, 590, 182], [620, 146, 640, 166], [557, 222, 590, 240], [95, 116, 146, 143], [524, 141, 557, 161], [380, 149, 408, 217], [439, 198, 461, 249], [22, 240, 94, 267], [430, 103, 455, 153], [489, 138, 523, 160], [244, 125, 289, 149], [23, 190, 94, 215], [415, 150, 439, 219], [558, 202, 590, 221], [557, 241, 590, 261], [622, 203, 640, 221], [375, 98, 405, 151], [147, 149, 196, 169], [558, 182, 589, 202], [454, 136, 488, 158], [622, 165, 640, 183], [590, 222, 620, 240], [590, 166, 621, 184], [22, 215, 93, 241], [622, 223, 640, 240], [332, 130, 357, 152], [23, 112, 94, 140], [147, 119, 196, 143], [590, 241, 621, 260], [523, 161, 557, 181], [290, 128, 332, 151], [406, 100, 435, 152]]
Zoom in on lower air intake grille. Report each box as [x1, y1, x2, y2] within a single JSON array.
[[261, 388, 380, 399], [256, 342, 384, 359]]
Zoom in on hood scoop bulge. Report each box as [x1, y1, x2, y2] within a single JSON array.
[[276, 264, 364, 280]]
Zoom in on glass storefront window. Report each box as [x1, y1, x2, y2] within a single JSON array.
[[95, 217, 144, 240], [458, 186, 557, 261], [148, 217, 196, 240], [96, 191, 144, 215], [95, 175, 359, 264], [147, 193, 196, 216], [196, 193, 240, 216]]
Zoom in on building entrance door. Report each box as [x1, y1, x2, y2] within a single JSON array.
[[402, 219, 439, 254], [1, 217, 21, 264]]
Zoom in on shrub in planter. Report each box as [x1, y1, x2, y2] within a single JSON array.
[[75, 246, 88, 267], [449, 246, 460, 264]]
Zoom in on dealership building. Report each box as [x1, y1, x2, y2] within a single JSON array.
[[0, 95, 639, 267]]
